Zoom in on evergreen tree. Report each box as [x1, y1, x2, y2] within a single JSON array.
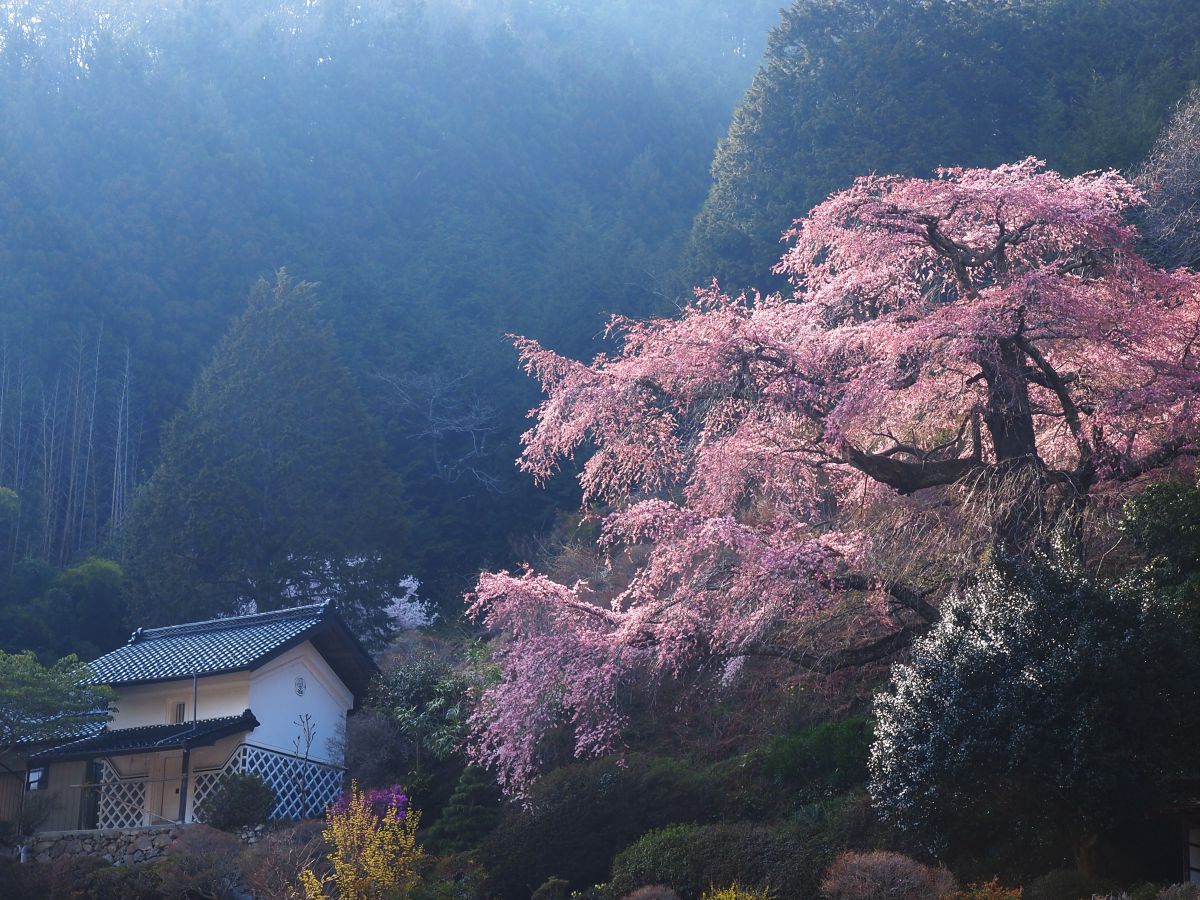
[[870, 558, 1200, 872], [686, 0, 1200, 292], [425, 765, 503, 853], [124, 272, 407, 646]]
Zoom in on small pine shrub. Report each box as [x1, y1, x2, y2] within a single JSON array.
[[820, 851, 956, 900], [790, 791, 894, 856], [411, 853, 488, 900], [195, 772, 277, 830], [425, 765, 502, 853]]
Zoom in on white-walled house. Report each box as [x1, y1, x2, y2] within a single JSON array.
[[18, 601, 376, 831]]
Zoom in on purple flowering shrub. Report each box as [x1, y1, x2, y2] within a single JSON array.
[[330, 783, 409, 821]]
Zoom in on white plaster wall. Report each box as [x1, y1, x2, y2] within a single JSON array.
[[110, 672, 251, 729], [247, 642, 353, 765]]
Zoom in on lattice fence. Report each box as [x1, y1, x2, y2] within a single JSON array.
[[190, 766, 230, 818], [96, 760, 147, 830], [191, 744, 344, 822]]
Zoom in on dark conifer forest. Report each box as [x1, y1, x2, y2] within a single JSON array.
[[0, 0, 779, 649], [8, 1, 1200, 897]]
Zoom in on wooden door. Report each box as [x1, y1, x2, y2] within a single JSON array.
[[159, 753, 184, 824]]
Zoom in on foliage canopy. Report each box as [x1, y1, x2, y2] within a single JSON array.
[[0, 650, 112, 754]]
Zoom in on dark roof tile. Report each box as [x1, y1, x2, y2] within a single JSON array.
[[83, 601, 378, 703], [30, 710, 259, 761], [88, 603, 331, 685]]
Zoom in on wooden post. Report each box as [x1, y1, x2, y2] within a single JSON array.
[[178, 749, 190, 824]]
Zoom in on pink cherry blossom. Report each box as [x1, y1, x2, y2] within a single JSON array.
[[468, 159, 1200, 791]]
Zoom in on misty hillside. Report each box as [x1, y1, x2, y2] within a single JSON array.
[[0, 0, 779, 614], [7, 2, 1200, 896]]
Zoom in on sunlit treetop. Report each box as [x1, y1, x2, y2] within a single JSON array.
[[470, 158, 1200, 791]]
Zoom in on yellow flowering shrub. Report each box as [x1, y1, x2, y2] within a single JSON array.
[[700, 885, 773, 900], [301, 782, 424, 900]]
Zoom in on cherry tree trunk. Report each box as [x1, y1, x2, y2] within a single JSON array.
[[981, 340, 1044, 554]]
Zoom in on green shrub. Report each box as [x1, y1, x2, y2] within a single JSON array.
[[1027, 869, 1115, 900], [479, 754, 721, 896], [0, 856, 165, 900], [763, 719, 873, 800], [411, 852, 488, 900], [79, 862, 165, 900], [608, 822, 824, 900], [0, 857, 40, 900], [195, 772, 277, 830], [790, 791, 895, 858]]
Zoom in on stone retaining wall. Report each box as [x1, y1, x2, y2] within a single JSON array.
[[25, 825, 180, 866], [23, 823, 265, 866]]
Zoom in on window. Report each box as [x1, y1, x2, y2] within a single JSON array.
[[172, 701, 186, 725], [25, 766, 46, 791]]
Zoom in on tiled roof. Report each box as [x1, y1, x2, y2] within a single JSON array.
[[16, 717, 106, 747], [30, 710, 259, 761], [87, 603, 333, 685]]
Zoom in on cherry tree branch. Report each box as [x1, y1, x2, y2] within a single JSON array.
[[842, 444, 983, 495], [1114, 438, 1200, 482], [748, 623, 930, 673]]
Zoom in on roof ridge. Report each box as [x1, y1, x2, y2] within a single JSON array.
[[112, 711, 254, 732], [133, 601, 329, 642]]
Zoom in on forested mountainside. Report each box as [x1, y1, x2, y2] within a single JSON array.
[[686, 0, 1200, 291], [0, 0, 779, 646], [3, 0, 1199, 657]]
